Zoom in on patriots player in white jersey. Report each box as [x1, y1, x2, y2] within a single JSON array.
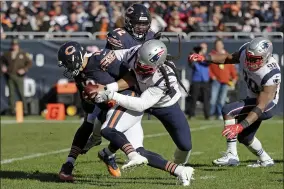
[[88, 40, 194, 182], [189, 37, 281, 167]]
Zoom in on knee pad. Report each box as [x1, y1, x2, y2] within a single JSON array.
[[174, 148, 191, 165], [100, 127, 114, 138]]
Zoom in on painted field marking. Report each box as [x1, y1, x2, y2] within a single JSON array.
[[1, 125, 219, 165]]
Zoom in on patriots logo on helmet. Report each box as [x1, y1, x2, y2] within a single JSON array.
[[260, 41, 271, 51], [149, 49, 165, 63]]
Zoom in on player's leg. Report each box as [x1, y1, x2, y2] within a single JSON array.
[[100, 106, 147, 175], [213, 98, 276, 166], [81, 119, 102, 154], [237, 120, 274, 167], [151, 102, 192, 165], [125, 121, 195, 186], [59, 107, 102, 182]]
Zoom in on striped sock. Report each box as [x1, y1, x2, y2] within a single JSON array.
[[247, 137, 271, 161], [164, 161, 179, 175], [121, 143, 135, 155]]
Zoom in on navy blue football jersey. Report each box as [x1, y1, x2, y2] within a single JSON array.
[[105, 27, 156, 50], [74, 50, 129, 112]]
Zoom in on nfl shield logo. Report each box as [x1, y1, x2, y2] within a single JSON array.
[[149, 50, 165, 63]]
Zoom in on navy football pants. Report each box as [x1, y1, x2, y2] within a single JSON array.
[[150, 102, 192, 151], [222, 98, 277, 145]]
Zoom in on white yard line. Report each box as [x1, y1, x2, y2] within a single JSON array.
[[1, 125, 219, 165]]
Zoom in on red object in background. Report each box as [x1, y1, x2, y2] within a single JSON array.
[[56, 82, 77, 94], [46, 103, 65, 120]]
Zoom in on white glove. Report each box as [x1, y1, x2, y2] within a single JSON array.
[[95, 90, 114, 103]]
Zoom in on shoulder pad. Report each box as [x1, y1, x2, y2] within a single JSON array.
[[107, 30, 125, 49]]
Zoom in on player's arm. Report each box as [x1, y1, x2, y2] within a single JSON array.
[[207, 52, 240, 64], [241, 85, 278, 127], [105, 71, 136, 92], [106, 86, 164, 112]]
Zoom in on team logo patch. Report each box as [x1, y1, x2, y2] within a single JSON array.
[[149, 49, 165, 63], [259, 41, 271, 53], [65, 46, 76, 55], [126, 6, 134, 14]]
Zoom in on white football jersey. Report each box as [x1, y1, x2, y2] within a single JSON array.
[[114, 46, 181, 108], [239, 49, 281, 104]]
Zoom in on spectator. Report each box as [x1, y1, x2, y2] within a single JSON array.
[[150, 8, 167, 33], [184, 17, 201, 33], [1, 12, 13, 31], [0, 40, 32, 115], [187, 43, 210, 120], [53, 6, 68, 26], [223, 4, 242, 23], [30, 8, 50, 31], [209, 39, 238, 120], [63, 12, 82, 32], [166, 11, 186, 32]]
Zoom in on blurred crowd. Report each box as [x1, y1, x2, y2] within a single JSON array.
[[1, 1, 284, 39]]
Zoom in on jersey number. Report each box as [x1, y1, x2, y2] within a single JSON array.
[[243, 71, 259, 93], [113, 28, 126, 36]]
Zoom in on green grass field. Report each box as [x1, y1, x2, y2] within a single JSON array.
[[1, 116, 283, 189]]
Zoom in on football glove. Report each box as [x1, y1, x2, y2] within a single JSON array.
[[188, 54, 205, 62], [222, 124, 244, 139], [95, 90, 114, 103]]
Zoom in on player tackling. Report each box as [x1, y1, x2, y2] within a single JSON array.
[[189, 37, 281, 167]]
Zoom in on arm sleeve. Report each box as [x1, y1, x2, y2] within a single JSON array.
[[111, 86, 164, 112]]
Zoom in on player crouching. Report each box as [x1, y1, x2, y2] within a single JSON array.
[[189, 37, 281, 167]]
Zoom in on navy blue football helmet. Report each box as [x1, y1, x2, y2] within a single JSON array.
[[57, 41, 86, 78], [125, 4, 152, 40]]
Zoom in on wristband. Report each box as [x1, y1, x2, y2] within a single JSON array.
[[251, 107, 263, 118], [106, 82, 119, 92], [240, 119, 250, 128]]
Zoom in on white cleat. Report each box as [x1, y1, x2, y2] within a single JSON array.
[[122, 154, 148, 170], [212, 152, 240, 166], [177, 167, 195, 186], [81, 135, 102, 154], [247, 159, 274, 168]]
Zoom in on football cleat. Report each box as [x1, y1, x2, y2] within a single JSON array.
[[176, 167, 195, 186], [247, 159, 274, 168], [98, 149, 121, 177], [59, 162, 74, 182], [81, 135, 102, 154], [121, 153, 148, 170], [212, 152, 240, 166]]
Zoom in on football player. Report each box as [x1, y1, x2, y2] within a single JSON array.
[[90, 40, 194, 168], [57, 41, 146, 181], [105, 3, 155, 50], [189, 37, 281, 167], [82, 3, 156, 153], [58, 41, 194, 186]]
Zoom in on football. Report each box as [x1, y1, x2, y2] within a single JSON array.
[[84, 83, 99, 99]]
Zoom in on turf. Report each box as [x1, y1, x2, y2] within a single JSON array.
[[1, 116, 283, 189]]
